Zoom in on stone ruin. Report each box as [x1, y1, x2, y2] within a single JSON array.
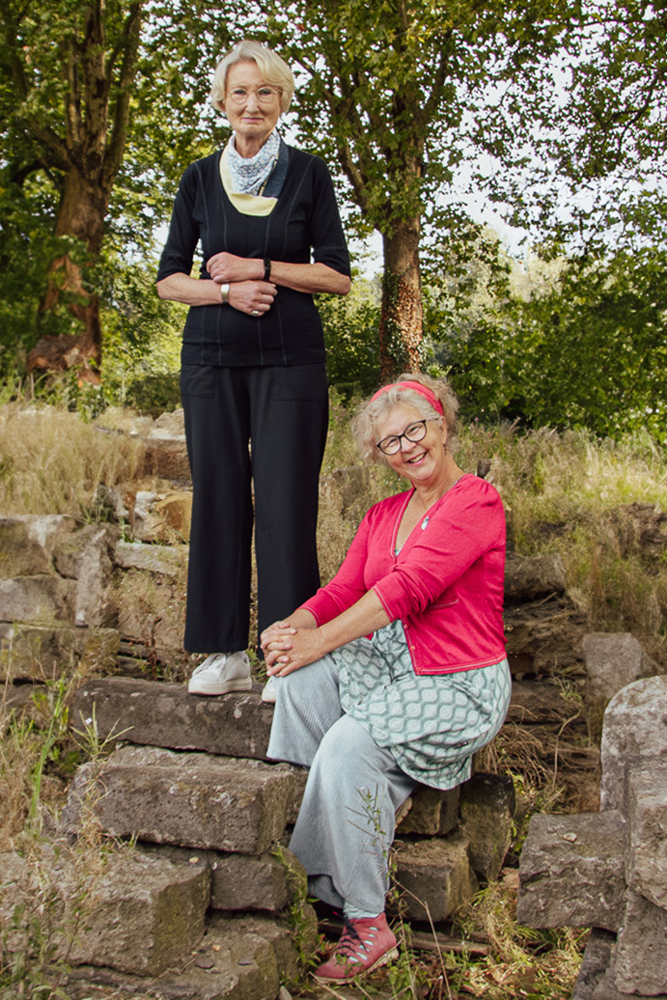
[[518, 673, 667, 1000], [1, 676, 516, 999], [4, 408, 667, 996]]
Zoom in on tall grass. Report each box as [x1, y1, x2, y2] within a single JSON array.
[[0, 403, 141, 518], [3, 401, 667, 658]]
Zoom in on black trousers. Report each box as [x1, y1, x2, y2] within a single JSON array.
[[181, 363, 328, 653]]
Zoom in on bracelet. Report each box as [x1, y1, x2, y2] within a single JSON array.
[[263, 257, 271, 281], [220, 282, 230, 304]]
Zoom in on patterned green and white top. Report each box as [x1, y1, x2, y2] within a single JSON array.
[[336, 620, 511, 791]]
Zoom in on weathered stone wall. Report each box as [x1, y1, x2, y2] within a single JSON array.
[[518, 674, 667, 1000]]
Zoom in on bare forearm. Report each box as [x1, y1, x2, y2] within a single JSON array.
[[270, 260, 351, 296], [286, 608, 318, 630], [157, 273, 222, 306], [317, 590, 390, 655], [207, 252, 350, 296], [264, 590, 391, 676]]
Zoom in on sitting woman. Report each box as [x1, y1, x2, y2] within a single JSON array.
[[261, 373, 511, 984]]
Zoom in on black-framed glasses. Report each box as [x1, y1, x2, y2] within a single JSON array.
[[227, 86, 282, 105], [376, 420, 428, 455]]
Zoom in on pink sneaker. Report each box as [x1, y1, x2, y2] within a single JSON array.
[[313, 913, 398, 983]]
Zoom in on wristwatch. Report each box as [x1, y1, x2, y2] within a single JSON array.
[[220, 283, 230, 304]]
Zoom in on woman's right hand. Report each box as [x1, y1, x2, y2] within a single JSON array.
[[228, 280, 277, 316]]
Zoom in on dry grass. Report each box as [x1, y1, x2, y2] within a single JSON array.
[[449, 876, 587, 1000], [0, 403, 141, 518]]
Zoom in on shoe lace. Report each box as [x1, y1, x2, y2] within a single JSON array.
[[335, 918, 378, 964]]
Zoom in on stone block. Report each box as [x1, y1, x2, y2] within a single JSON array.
[[63, 911, 314, 1000], [583, 633, 657, 731], [393, 832, 478, 922], [2, 681, 40, 716], [460, 772, 515, 882], [504, 553, 566, 602], [153, 491, 193, 541], [600, 675, 667, 813], [114, 539, 188, 578], [53, 524, 115, 627], [440, 786, 461, 836], [517, 811, 627, 932], [0, 575, 76, 625], [394, 785, 460, 836], [72, 677, 273, 760], [0, 515, 75, 579], [139, 426, 191, 481], [627, 764, 667, 910], [571, 929, 616, 1000], [286, 767, 308, 824], [397, 786, 445, 835], [0, 847, 210, 976], [139, 844, 307, 913], [615, 891, 667, 995], [108, 568, 186, 665], [130, 490, 191, 544], [0, 624, 119, 681], [61, 745, 297, 854], [507, 679, 580, 725]]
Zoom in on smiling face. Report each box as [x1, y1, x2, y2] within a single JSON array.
[[220, 60, 281, 156], [374, 402, 449, 489]]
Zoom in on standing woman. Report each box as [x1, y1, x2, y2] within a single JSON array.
[[157, 40, 351, 695]]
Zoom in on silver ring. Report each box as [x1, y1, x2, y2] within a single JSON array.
[[251, 309, 260, 316]]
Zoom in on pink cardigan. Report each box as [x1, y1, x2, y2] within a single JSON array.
[[302, 473, 506, 676]]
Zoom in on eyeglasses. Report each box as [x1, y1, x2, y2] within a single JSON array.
[[376, 420, 428, 455], [226, 86, 282, 106]]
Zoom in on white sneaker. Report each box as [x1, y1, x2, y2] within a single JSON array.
[[188, 652, 252, 696], [261, 675, 278, 704]]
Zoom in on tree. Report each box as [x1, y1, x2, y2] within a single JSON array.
[[248, 0, 579, 377], [475, 0, 667, 254], [0, 0, 147, 374], [0, 0, 231, 377]]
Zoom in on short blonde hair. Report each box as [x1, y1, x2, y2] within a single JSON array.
[[210, 40, 295, 114], [351, 372, 459, 464]]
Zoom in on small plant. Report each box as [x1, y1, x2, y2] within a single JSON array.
[[272, 845, 324, 984]]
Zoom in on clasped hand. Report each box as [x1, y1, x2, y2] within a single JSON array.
[[207, 252, 276, 316], [260, 620, 323, 677]]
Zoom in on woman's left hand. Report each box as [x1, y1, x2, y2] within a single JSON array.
[[207, 251, 260, 284], [264, 627, 326, 676]]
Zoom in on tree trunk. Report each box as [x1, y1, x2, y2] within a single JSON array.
[[378, 217, 423, 381], [33, 168, 110, 377], [47, 168, 109, 367]]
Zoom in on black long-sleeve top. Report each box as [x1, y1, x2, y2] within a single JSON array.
[[157, 145, 351, 368]]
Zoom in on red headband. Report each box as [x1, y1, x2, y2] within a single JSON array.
[[370, 380, 444, 417]]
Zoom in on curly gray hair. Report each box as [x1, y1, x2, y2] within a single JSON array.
[[351, 372, 459, 464]]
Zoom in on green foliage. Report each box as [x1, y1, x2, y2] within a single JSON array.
[[442, 247, 667, 438], [477, 0, 667, 255], [0, 173, 88, 371], [319, 274, 381, 395]]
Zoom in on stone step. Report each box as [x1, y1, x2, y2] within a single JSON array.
[[139, 843, 308, 915], [393, 831, 478, 922], [61, 745, 302, 855], [0, 846, 210, 976], [63, 911, 317, 1000], [72, 677, 273, 760]]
